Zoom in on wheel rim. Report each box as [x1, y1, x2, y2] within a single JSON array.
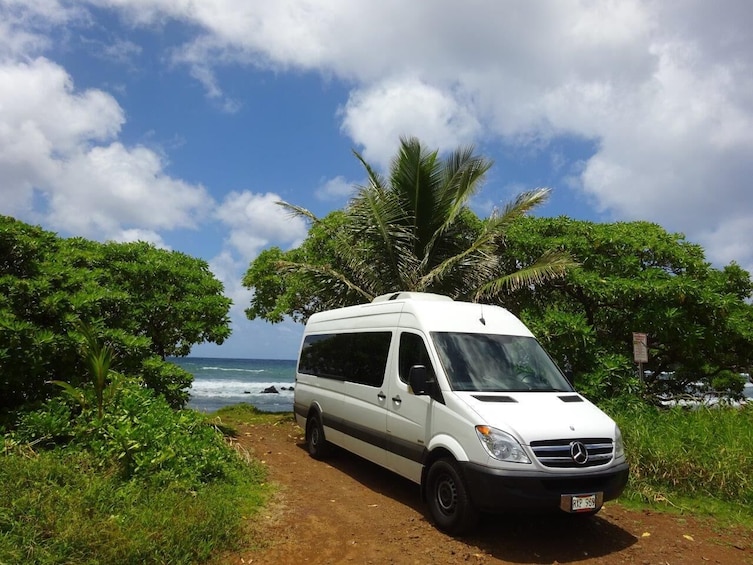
[[435, 474, 458, 515], [310, 423, 320, 448]]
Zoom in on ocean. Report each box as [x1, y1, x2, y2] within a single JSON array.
[[172, 357, 297, 413]]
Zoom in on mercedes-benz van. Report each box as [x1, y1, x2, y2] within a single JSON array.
[[293, 292, 629, 534]]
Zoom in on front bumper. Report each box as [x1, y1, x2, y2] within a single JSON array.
[[459, 461, 629, 513]]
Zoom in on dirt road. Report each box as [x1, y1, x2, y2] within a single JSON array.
[[215, 416, 752, 565]]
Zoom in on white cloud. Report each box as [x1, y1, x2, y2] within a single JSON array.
[[54, 143, 211, 235], [0, 56, 212, 241], [340, 77, 482, 167], [113, 228, 169, 249], [99, 38, 142, 65], [215, 191, 309, 261], [315, 175, 353, 201], [697, 217, 753, 275], [208, 249, 253, 319]]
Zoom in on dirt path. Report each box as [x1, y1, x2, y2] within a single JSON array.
[[215, 417, 752, 565]]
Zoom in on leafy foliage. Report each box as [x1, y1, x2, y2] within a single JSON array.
[[502, 216, 753, 401], [0, 215, 231, 411], [1, 309, 263, 564], [244, 137, 574, 322], [12, 378, 245, 488]]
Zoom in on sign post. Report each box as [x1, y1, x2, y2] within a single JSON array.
[[632, 332, 648, 381]]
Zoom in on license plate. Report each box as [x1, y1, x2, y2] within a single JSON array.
[[560, 492, 603, 513], [572, 494, 596, 511]]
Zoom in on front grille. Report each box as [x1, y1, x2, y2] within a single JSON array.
[[530, 438, 613, 468]]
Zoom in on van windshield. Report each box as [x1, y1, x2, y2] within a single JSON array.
[[431, 332, 573, 393]]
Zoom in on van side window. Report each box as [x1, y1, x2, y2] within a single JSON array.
[[398, 332, 435, 384], [298, 332, 391, 387]]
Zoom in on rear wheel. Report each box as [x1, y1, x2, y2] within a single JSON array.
[[306, 414, 331, 460], [426, 458, 478, 535]]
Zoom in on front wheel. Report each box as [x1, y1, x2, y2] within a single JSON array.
[[426, 458, 479, 535], [306, 414, 331, 460]]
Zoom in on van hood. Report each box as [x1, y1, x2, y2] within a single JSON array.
[[457, 392, 616, 443]]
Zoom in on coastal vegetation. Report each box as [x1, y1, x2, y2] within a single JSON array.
[[0, 215, 231, 412], [2, 138, 753, 561], [0, 214, 255, 563], [1, 334, 267, 564]]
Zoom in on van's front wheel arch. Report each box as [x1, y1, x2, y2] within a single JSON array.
[[426, 458, 479, 535], [306, 412, 331, 460]]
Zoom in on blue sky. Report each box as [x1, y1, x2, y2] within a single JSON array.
[[2, 1, 752, 360]]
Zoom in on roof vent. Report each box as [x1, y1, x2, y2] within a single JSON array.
[[371, 292, 453, 303]]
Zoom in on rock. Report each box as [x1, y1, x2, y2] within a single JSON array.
[[261, 386, 279, 394]]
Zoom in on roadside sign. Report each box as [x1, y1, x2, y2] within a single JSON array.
[[632, 332, 648, 363]]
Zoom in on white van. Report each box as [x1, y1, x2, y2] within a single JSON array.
[[293, 292, 629, 534]]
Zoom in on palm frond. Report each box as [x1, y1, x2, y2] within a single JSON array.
[[418, 221, 500, 292], [474, 249, 578, 299], [347, 184, 415, 282], [440, 145, 493, 222], [275, 259, 375, 303], [277, 201, 320, 224], [492, 188, 551, 227], [352, 149, 387, 192]]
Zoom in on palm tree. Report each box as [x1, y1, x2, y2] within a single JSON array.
[[271, 136, 574, 309]]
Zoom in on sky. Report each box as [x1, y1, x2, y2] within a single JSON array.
[[1, 1, 752, 360]]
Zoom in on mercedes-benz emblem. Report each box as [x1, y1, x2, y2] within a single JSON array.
[[570, 441, 589, 465]]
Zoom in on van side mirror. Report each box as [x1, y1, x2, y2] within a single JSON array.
[[409, 365, 429, 395]]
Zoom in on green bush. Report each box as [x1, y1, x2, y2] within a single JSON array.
[[14, 397, 75, 447], [13, 379, 244, 488], [139, 356, 193, 409], [710, 369, 746, 398]]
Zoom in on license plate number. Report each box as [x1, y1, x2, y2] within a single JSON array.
[[572, 494, 596, 511], [560, 492, 603, 513]]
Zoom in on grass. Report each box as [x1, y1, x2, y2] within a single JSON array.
[[210, 403, 295, 429], [605, 401, 753, 528], [1, 385, 274, 565], [0, 446, 269, 565]]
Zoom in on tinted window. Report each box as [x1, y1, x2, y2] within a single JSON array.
[[398, 332, 436, 384], [298, 332, 391, 387]]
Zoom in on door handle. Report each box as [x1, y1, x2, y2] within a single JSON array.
[[392, 395, 402, 405], [377, 392, 386, 401]]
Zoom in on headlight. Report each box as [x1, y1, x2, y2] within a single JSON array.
[[614, 425, 625, 459], [475, 425, 531, 463]]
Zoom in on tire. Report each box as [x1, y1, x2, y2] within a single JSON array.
[[306, 414, 331, 460], [426, 458, 479, 535]]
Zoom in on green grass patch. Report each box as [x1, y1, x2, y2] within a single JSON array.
[[2, 382, 273, 564], [605, 401, 753, 527], [0, 447, 269, 565], [206, 403, 295, 434]]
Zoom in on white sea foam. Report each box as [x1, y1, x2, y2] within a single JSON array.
[[200, 366, 265, 373], [189, 380, 294, 398]]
